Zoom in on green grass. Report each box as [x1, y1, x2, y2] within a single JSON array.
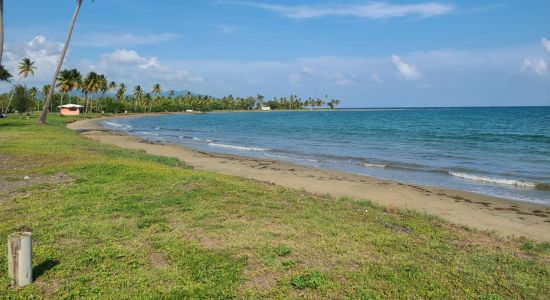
[[1, 114, 549, 299]]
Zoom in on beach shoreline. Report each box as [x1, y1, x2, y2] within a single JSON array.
[[67, 115, 550, 241]]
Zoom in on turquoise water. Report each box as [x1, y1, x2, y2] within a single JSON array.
[[103, 107, 550, 205]]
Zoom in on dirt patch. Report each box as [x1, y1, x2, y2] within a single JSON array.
[[149, 250, 169, 269], [0, 154, 44, 171], [240, 256, 279, 292], [0, 173, 74, 202]]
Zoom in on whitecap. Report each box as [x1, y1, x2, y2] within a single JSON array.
[[208, 143, 266, 151], [360, 162, 387, 168], [449, 172, 536, 187]]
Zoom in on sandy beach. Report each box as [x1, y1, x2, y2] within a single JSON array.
[[68, 115, 550, 241]]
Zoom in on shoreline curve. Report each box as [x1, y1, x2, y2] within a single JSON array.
[[67, 114, 550, 241]]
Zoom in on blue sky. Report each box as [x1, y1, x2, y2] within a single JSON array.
[[3, 0, 550, 107]]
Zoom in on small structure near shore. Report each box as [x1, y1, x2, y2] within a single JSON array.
[[59, 104, 84, 116], [260, 106, 271, 111]]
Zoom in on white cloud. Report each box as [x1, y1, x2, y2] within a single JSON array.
[[542, 38, 550, 53], [3, 35, 63, 82], [75, 32, 179, 48], [227, 1, 454, 19], [97, 49, 160, 70], [88, 49, 202, 89], [521, 58, 548, 76], [391, 55, 423, 80]]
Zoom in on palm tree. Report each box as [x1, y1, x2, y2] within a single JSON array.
[[18, 58, 36, 78], [39, 0, 88, 124], [42, 85, 51, 100], [29, 87, 38, 111], [108, 81, 116, 92], [82, 71, 101, 113], [143, 93, 152, 112], [151, 83, 161, 111], [56, 69, 81, 106], [133, 85, 143, 112], [97, 74, 108, 112], [116, 83, 126, 101], [152, 83, 161, 95], [4, 58, 36, 114]]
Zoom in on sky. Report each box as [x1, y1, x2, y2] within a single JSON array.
[[2, 0, 550, 107]]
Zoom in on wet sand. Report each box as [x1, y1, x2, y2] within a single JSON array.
[[68, 116, 550, 241]]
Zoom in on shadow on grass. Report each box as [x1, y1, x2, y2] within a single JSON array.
[[33, 259, 60, 280], [0, 121, 29, 127]]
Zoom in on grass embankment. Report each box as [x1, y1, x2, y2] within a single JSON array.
[[1, 115, 549, 299]]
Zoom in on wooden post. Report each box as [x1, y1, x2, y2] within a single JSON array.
[[7, 232, 33, 288]]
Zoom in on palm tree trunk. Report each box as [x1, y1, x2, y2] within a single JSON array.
[[60, 93, 65, 106], [4, 79, 21, 114], [84, 94, 89, 113], [38, 0, 82, 124], [0, 0, 4, 66]]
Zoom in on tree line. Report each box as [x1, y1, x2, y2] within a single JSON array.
[[1, 61, 341, 115]]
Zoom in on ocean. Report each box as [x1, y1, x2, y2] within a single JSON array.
[[102, 107, 550, 205]]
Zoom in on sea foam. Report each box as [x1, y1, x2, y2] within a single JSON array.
[[449, 172, 536, 187], [208, 143, 266, 151], [360, 162, 387, 168]]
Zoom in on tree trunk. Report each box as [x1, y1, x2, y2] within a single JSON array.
[[60, 93, 65, 106], [0, 0, 4, 66], [4, 79, 21, 114], [7, 232, 33, 288], [38, 0, 82, 124]]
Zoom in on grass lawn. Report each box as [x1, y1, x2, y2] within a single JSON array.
[[1, 114, 549, 299]]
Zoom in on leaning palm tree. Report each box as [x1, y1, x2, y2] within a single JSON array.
[[4, 57, 36, 114], [39, 0, 89, 124], [0, 0, 4, 66]]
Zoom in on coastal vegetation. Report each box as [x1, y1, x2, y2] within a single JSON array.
[[0, 115, 549, 298], [1, 67, 342, 114]]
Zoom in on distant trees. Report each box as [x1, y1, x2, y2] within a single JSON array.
[[1, 78, 343, 114], [327, 99, 340, 109], [56, 69, 81, 105], [12, 85, 32, 115]]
